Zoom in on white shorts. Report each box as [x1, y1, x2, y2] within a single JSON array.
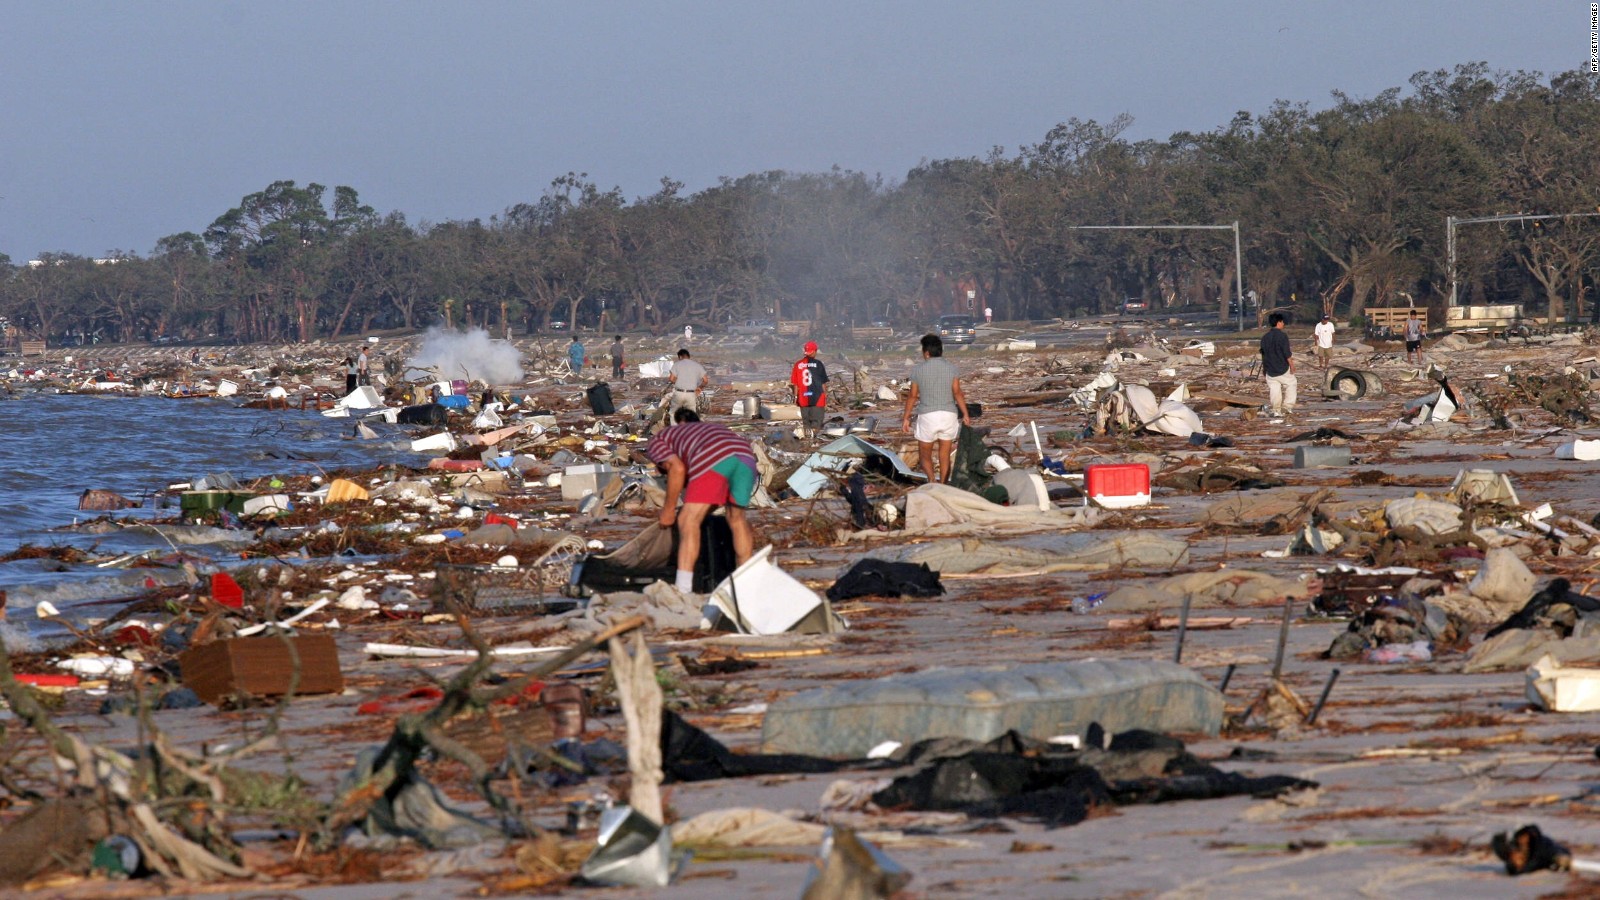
[[915, 410, 960, 443]]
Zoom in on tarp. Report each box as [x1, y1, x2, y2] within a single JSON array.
[[895, 483, 1099, 536], [894, 532, 1189, 574], [1101, 569, 1310, 613], [788, 435, 922, 500]]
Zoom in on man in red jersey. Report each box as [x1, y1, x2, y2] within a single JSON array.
[[790, 340, 829, 440]]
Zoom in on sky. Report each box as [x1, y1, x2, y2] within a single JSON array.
[[0, 1, 1582, 262]]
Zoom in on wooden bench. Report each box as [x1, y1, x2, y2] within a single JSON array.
[[851, 326, 895, 343], [1364, 307, 1426, 330]]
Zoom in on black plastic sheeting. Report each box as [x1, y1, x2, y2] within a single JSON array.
[[826, 559, 945, 602], [871, 729, 1317, 829], [1485, 577, 1600, 639], [661, 710, 848, 782]]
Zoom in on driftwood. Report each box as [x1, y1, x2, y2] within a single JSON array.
[[325, 614, 648, 841], [0, 641, 255, 884]]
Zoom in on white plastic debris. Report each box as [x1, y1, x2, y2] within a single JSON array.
[[1557, 440, 1600, 461], [1527, 654, 1600, 712], [337, 585, 378, 610], [57, 656, 135, 678]]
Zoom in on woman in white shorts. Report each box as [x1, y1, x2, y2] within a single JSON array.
[[901, 333, 971, 483]]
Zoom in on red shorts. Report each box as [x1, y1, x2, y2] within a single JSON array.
[[684, 458, 757, 506]]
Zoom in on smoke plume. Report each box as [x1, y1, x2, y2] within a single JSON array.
[[407, 327, 524, 385]]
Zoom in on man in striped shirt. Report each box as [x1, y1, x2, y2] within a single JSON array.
[[646, 409, 757, 593]]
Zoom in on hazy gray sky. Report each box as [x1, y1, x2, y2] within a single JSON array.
[[0, 1, 1580, 261]]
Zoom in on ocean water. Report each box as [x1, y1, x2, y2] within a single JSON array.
[[0, 392, 402, 631]]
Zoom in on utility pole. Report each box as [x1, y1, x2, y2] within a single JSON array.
[[1447, 211, 1600, 306]]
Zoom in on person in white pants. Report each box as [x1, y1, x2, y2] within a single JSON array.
[[1260, 312, 1296, 418]]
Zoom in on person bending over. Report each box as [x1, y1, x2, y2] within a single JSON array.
[[646, 408, 756, 593]]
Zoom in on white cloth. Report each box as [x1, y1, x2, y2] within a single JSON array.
[[914, 410, 960, 442], [1314, 321, 1335, 349]]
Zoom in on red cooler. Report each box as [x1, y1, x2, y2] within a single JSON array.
[[1085, 463, 1151, 509]]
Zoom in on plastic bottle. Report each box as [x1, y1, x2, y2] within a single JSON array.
[[1071, 592, 1108, 615]]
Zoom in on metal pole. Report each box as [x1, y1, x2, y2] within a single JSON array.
[[1173, 594, 1194, 664], [1235, 220, 1248, 333], [1305, 668, 1342, 725], [1271, 598, 1294, 680]]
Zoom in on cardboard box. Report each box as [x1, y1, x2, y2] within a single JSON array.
[[180, 634, 344, 706]]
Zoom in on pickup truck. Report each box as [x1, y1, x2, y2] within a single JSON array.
[[729, 319, 777, 336]]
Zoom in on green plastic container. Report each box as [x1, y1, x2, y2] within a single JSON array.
[[180, 490, 255, 516]]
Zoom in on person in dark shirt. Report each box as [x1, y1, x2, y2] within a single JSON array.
[[790, 340, 829, 440], [1259, 312, 1296, 418], [610, 335, 625, 378]]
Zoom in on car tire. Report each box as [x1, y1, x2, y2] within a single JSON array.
[[1332, 371, 1367, 400]]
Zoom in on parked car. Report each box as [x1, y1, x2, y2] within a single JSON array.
[[1122, 298, 1148, 315], [937, 314, 976, 344], [729, 318, 777, 336], [548, 319, 569, 332]]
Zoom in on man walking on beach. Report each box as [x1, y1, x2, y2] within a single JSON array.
[[567, 336, 586, 374], [1260, 312, 1296, 419], [648, 409, 757, 594], [668, 348, 708, 422], [610, 335, 625, 379], [1313, 314, 1336, 369], [1403, 309, 1425, 365], [790, 340, 829, 440], [902, 334, 971, 484]]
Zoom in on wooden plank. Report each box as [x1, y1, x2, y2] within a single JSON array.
[[1192, 390, 1269, 407], [1107, 616, 1252, 631], [19, 341, 46, 357]]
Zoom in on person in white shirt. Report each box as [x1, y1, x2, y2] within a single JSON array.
[[1403, 309, 1425, 365], [1313, 314, 1336, 368], [667, 348, 708, 423]]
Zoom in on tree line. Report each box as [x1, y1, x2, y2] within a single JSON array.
[[4, 62, 1599, 346]]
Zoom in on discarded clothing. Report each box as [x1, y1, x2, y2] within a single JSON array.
[[1323, 594, 1467, 661], [827, 559, 945, 602], [339, 748, 520, 849]]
